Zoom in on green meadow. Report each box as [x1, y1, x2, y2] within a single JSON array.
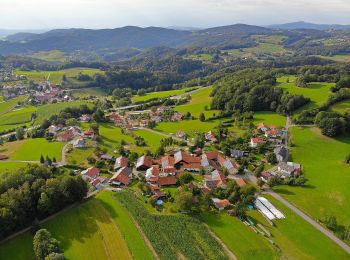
[[247, 195, 349, 259], [71, 87, 107, 98], [252, 111, 286, 128], [331, 99, 350, 114], [15, 68, 103, 84], [203, 212, 278, 260], [132, 87, 198, 103], [29, 50, 69, 62], [277, 76, 334, 113], [275, 127, 350, 226], [0, 191, 152, 260]]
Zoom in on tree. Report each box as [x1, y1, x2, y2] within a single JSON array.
[[178, 173, 194, 184], [296, 76, 308, 88], [40, 155, 45, 164], [176, 191, 194, 213], [199, 112, 206, 122], [16, 127, 25, 140], [66, 118, 79, 126], [45, 252, 64, 260], [346, 155, 350, 164], [33, 229, 63, 260], [91, 123, 99, 135]]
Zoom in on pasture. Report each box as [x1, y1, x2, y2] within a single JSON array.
[[0, 191, 151, 260], [275, 127, 350, 226], [15, 68, 103, 84], [0, 162, 35, 177], [331, 99, 350, 114], [252, 111, 286, 128], [2, 138, 64, 161], [277, 76, 334, 112], [29, 50, 69, 62], [71, 87, 107, 98], [132, 87, 198, 103], [203, 212, 277, 260], [247, 195, 350, 260]]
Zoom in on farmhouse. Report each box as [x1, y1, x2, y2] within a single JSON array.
[[136, 155, 153, 171], [109, 167, 133, 186], [81, 167, 100, 181], [234, 178, 247, 187], [114, 156, 129, 170], [79, 114, 91, 123], [212, 198, 231, 211], [204, 169, 227, 190], [274, 146, 288, 162], [73, 138, 86, 148], [250, 138, 265, 148], [230, 149, 248, 158], [205, 131, 217, 143]]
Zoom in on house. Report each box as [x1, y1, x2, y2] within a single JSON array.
[[73, 138, 86, 148], [277, 162, 301, 178], [204, 170, 227, 190], [205, 131, 217, 143], [212, 198, 231, 211], [0, 154, 9, 160], [158, 176, 177, 187], [274, 146, 288, 162], [235, 178, 247, 187], [174, 150, 201, 167], [83, 129, 95, 139], [250, 138, 265, 148], [100, 154, 113, 160], [48, 125, 62, 135], [257, 123, 269, 132], [261, 171, 272, 182], [79, 114, 91, 123], [114, 156, 128, 170], [136, 155, 153, 171], [110, 113, 124, 125], [161, 155, 175, 168], [57, 132, 75, 142], [145, 165, 160, 181], [171, 112, 184, 122], [109, 167, 133, 186], [176, 131, 186, 139], [218, 155, 238, 175], [230, 149, 248, 158], [183, 163, 202, 172], [90, 176, 107, 190], [81, 167, 100, 181]]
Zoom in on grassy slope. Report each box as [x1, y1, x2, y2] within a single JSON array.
[[132, 87, 198, 103], [331, 99, 350, 114], [0, 162, 35, 177], [0, 191, 152, 260], [134, 129, 164, 152], [29, 50, 68, 62], [252, 111, 286, 128], [15, 68, 103, 84], [71, 88, 107, 98], [248, 195, 349, 260], [274, 127, 350, 226], [3, 139, 64, 161], [277, 76, 334, 113], [203, 212, 278, 260]]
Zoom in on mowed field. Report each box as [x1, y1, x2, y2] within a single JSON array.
[[275, 127, 350, 226], [2, 138, 64, 161], [0, 162, 35, 177], [252, 111, 286, 128], [15, 68, 103, 84], [132, 87, 198, 103], [331, 99, 350, 114], [203, 212, 278, 260], [277, 76, 334, 113], [0, 191, 153, 260]]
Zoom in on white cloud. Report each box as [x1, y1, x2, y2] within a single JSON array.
[[0, 0, 349, 29]]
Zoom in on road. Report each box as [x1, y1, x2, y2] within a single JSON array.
[[264, 189, 350, 255], [139, 127, 194, 146], [170, 86, 210, 100]]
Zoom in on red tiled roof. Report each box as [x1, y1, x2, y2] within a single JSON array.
[[183, 156, 201, 164], [213, 199, 231, 209], [204, 151, 219, 160], [109, 167, 132, 185], [84, 167, 100, 178], [251, 138, 265, 144], [183, 163, 202, 169], [158, 176, 177, 186], [235, 178, 247, 187]]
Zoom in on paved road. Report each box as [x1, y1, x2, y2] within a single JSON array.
[[139, 127, 194, 146], [264, 189, 350, 255], [170, 86, 210, 100]]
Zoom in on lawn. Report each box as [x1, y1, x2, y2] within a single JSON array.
[[275, 127, 350, 226], [277, 76, 334, 113], [15, 68, 103, 84], [71, 87, 107, 98], [202, 212, 278, 260], [0, 191, 152, 260], [29, 50, 69, 62], [133, 129, 164, 151], [252, 111, 286, 128], [246, 195, 350, 259], [173, 86, 219, 118], [3, 138, 64, 161], [66, 147, 94, 167], [0, 162, 35, 176], [132, 87, 198, 103], [331, 99, 350, 114]]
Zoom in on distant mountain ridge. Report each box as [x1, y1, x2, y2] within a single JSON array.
[[269, 21, 350, 30]]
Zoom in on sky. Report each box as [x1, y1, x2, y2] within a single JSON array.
[[1, 0, 350, 29]]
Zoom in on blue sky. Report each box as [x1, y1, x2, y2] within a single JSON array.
[[1, 0, 350, 29]]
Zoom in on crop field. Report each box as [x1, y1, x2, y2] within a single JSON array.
[[0, 191, 149, 260], [277, 76, 334, 112], [15, 68, 103, 84], [132, 87, 198, 103], [331, 99, 350, 114], [275, 127, 350, 226], [203, 212, 277, 259], [115, 190, 228, 260], [247, 195, 349, 259], [28, 50, 69, 62], [252, 111, 286, 127], [2, 138, 64, 161]]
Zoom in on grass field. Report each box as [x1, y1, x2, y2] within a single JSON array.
[[331, 99, 350, 114], [2, 138, 64, 161], [0, 191, 152, 260], [315, 54, 350, 62], [71, 87, 107, 98], [0, 96, 28, 116], [0, 162, 35, 177], [246, 195, 350, 260], [134, 129, 164, 151], [277, 76, 334, 113], [15, 68, 103, 84], [173, 86, 219, 118], [252, 111, 286, 128], [132, 87, 198, 103], [203, 212, 278, 259], [29, 50, 69, 62], [275, 127, 350, 226]]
